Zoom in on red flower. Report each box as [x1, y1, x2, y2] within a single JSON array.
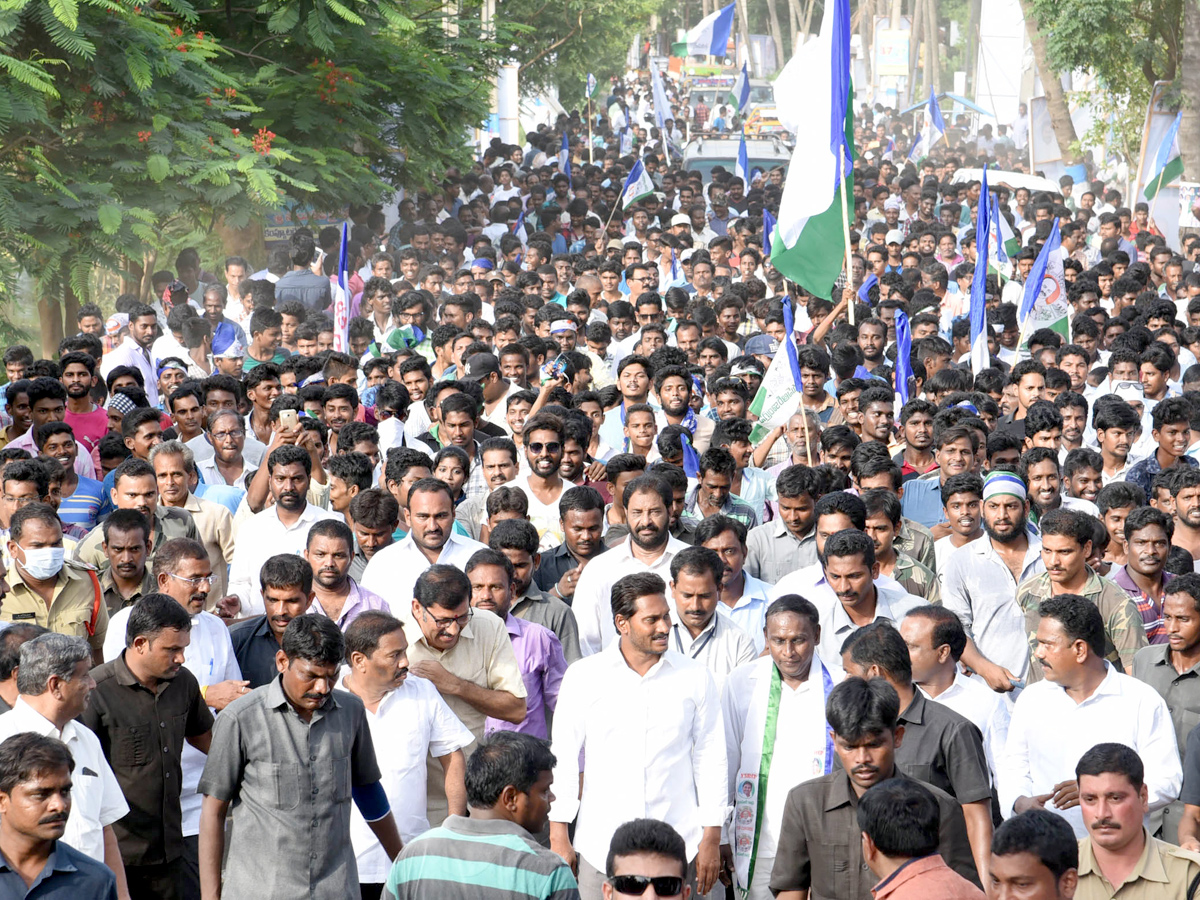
[[137, 130, 152, 142]]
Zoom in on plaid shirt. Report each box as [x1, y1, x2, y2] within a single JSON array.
[[1016, 568, 1148, 683], [681, 487, 759, 529], [1111, 566, 1174, 645]]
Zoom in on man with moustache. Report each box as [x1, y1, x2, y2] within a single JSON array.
[[508, 413, 575, 549], [721, 595, 837, 900], [572, 474, 691, 655], [82, 594, 214, 899], [230, 554, 317, 688], [304, 520, 389, 631], [198, 615, 404, 899], [769, 677, 978, 899], [0, 733, 119, 898], [101, 537, 245, 898], [549, 571, 727, 899], [339, 611, 473, 899]]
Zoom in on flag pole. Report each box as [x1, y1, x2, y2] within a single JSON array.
[[588, 95, 594, 165], [838, 151, 855, 326]]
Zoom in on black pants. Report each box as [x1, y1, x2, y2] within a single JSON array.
[[126, 862, 182, 900], [180, 835, 201, 900], [361, 884, 384, 900]]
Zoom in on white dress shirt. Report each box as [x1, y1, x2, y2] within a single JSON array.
[[715, 572, 774, 654], [360, 530, 487, 618], [670, 611, 757, 690], [549, 642, 728, 870], [227, 501, 342, 615], [941, 535, 1045, 680], [920, 670, 1011, 781], [100, 335, 159, 406], [572, 534, 691, 656], [338, 670, 473, 883], [196, 457, 253, 491], [0, 698, 128, 861], [103, 607, 240, 835], [186, 432, 267, 467], [771, 565, 924, 672], [997, 663, 1182, 837]]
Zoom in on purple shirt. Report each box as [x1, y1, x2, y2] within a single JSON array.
[[308, 579, 389, 631], [486, 613, 567, 739], [1111, 566, 1174, 644]]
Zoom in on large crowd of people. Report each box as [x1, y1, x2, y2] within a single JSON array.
[[1, 66, 1200, 900]]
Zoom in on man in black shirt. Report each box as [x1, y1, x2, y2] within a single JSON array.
[[229, 555, 315, 688]]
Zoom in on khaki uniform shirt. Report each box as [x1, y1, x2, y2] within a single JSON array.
[[1016, 569, 1147, 682], [99, 566, 156, 615], [0, 559, 107, 655], [74, 506, 201, 570], [1076, 831, 1200, 900]]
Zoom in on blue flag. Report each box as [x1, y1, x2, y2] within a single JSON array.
[[781, 294, 804, 392], [735, 131, 749, 190], [511, 209, 526, 235], [894, 309, 913, 405], [559, 131, 571, 184], [731, 61, 751, 113], [857, 272, 878, 304], [969, 165, 991, 374], [334, 222, 350, 352], [762, 208, 776, 254]]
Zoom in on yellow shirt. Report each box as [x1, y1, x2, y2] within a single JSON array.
[[1076, 830, 1200, 900], [1, 560, 107, 654]]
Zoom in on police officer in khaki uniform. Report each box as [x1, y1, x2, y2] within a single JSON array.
[[1, 502, 107, 663]]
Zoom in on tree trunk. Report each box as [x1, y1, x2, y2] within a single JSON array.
[[925, 0, 938, 94], [736, 0, 755, 74], [62, 280, 80, 338], [787, 0, 799, 54], [965, 0, 980, 93], [1181, 0, 1200, 182], [764, 0, 786, 72], [859, 0, 873, 96], [37, 296, 64, 359], [215, 217, 266, 274], [801, 0, 816, 44], [908, 0, 923, 99], [1016, 0, 1082, 165]]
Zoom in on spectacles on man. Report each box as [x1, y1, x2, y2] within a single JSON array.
[[168, 572, 215, 588], [528, 442, 562, 455], [211, 429, 245, 442], [608, 875, 684, 896], [422, 607, 473, 629]]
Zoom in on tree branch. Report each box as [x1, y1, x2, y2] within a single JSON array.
[[223, 46, 302, 75], [517, 7, 582, 73]]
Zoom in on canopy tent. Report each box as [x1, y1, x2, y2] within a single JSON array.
[[897, 92, 995, 118]]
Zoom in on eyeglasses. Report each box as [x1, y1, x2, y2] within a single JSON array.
[[528, 442, 562, 455], [168, 573, 215, 588], [422, 607, 473, 629], [608, 875, 684, 896], [211, 429, 245, 441]]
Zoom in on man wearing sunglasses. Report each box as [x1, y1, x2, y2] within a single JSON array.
[[507, 413, 575, 550], [603, 819, 690, 900]]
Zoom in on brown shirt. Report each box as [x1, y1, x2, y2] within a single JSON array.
[[769, 768, 979, 900], [80, 652, 213, 866]]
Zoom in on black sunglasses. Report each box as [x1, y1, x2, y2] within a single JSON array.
[[528, 441, 562, 454], [609, 875, 684, 896]]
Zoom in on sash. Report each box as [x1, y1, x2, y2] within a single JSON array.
[[733, 658, 835, 894]]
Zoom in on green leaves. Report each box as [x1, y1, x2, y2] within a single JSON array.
[[146, 154, 170, 183], [47, 0, 78, 30], [97, 204, 122, 234]]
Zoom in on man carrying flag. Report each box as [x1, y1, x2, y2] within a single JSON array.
[[672, 2, 736, 58]]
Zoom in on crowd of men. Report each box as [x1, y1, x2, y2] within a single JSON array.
[[5, 66, 1200, 900]]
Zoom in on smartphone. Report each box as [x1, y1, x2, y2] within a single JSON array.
[[280, 409, 299, 430]]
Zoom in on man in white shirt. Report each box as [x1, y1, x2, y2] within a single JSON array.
[[100, 303, 161, 407], [669, 546, 755, 688], [698, 516, 773, 654], [721, 596, 836, 900], [0, 633, 129, 887], [572, 474, 690, 655], [506, 413, 575, 550], [549, 571, 728, 900], [941, 471, 1044, 691], [360, 478, 487, 618], [901, 605, 1010, 782], [103, 537, 245, 897], [227, 445, 340, 615], [998, 594, 1181, 837], [339, 610, 473, 894]]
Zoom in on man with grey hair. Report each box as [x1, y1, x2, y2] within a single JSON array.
[[149, 440, 236, 609], [0, 632, 130, 892], [0, 623, 47, 713]]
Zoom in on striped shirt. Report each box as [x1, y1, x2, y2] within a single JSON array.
[[384, 815, 579, 900], [59, 476, 104, 529]]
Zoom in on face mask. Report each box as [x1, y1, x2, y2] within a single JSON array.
[[19, 547, 64, 580]]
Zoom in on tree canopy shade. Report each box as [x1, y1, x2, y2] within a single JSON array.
[[0, 0, 508, 349]]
